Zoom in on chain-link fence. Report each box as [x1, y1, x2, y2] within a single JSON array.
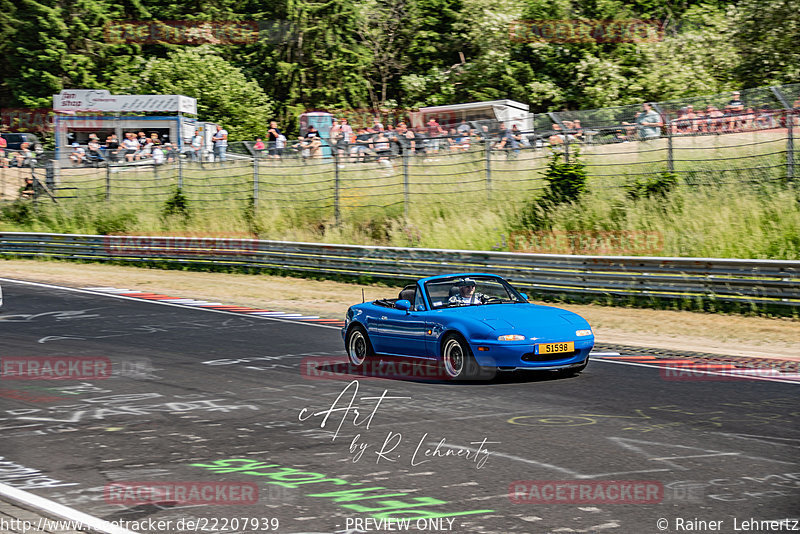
[[1, 84, 796, 221]]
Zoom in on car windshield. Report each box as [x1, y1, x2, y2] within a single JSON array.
[[425, 276, 525, 309]]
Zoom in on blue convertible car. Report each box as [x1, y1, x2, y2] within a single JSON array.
[[342, 273, 595, 380]]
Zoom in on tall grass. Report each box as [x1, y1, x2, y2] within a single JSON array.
[[1, 130, 797, 259]]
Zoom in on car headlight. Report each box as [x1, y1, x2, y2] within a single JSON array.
[[575, 329, 592, 337], [497, 334, 525, 341]]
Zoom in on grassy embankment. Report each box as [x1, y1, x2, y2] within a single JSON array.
[[0, 130, 797, 259]]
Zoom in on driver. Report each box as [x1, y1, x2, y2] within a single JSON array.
[[449, 279, 483, 305]]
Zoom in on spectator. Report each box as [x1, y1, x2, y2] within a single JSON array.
[[373, 131, 392, 166], [106, 133, 120, 162], [457, 119, 471, 137], [151, 144, 165, 165], [354, 128, 375, 162], [426, 118, 444, 154], [87, 137, 105, 162], [164, 143, 177, 163], [305, 125, 323, 158], [139, 138, 154, 159], [372, 116, 384, 132], [395, 122, 415, 155], [636, 102, 662, 140], [548, 123, 566, 145], [19, 176, 37, 200], [384, 124, 399, 155], [0, 134, 6, 152], [328, 119, 343, 156], [190, 129, 203, 161], [69, 142, 86, 166], [254, 137, 266, 157], [267, 121, 282, 159], [212, 124, 228, 162], [339, 118, 354, 156], [16, 142, 36, 167], [149, 132, 162, 146], [122, 132, 140, 162], [138, 131, 147, 147]]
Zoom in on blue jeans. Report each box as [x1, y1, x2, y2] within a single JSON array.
[[214, 145, 227, 162]]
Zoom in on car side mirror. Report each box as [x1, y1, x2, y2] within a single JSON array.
[[519, 293, 528, 301], [396, 299, 411, 312]]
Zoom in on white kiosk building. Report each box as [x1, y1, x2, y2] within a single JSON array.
[[52, 89, 199, 161]]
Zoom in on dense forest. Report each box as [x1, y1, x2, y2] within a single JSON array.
[[0, 0, 797, 138]]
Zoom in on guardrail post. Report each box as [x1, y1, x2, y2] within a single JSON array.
[[403, 148, 410, 218], [333, 151, 341, 226]]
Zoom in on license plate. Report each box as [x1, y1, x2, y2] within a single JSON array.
[[536, 342, 574, 355]]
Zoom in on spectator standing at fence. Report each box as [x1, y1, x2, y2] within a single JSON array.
[[372, 116, 384, 132], [138, 131, 147, 147], [267, 121, 282, 159], [636, 102, 662, 140], [212, 124, 228, 162], [151, 144, 165, 165], [457, 119, 471, 137], [329, 119, 343, 156], [426, 118, 444, 154], [254, 138, 265, 156], [190, 129, 203, 161], [149, 132, 162, 146]]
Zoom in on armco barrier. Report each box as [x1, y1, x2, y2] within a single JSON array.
[[0, 232, 798, 309]]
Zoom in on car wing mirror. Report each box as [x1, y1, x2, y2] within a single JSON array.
[[396, 299, 411, 312], [519, 293, 528, 301]]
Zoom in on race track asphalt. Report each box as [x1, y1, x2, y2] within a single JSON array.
[[0, 280, 798, 534]]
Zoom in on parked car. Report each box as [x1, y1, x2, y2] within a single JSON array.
[[1, 132, 43, 152], [343, 273, 595, 380]]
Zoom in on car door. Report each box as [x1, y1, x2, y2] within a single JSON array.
[[373, 307, 428, 357]]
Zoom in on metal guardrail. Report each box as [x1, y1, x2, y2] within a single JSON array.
[[1, 232, 798, 309]]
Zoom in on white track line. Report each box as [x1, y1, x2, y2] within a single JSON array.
[[0, 482, 139, 534], [590, 357, 800, 385], [0, 278, 341, 330]]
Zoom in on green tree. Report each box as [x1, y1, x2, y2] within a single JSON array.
[[112, 47, 273, 140]]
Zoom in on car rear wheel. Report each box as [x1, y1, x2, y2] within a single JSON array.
[[441, 334, 479, 380], [346, 325, 373, 367]]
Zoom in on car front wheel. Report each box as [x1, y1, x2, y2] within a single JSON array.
[[346, 325, 373, 367], [441, 334, 479, 380]]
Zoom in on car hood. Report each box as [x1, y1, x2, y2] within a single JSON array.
[[449, 304, 590, 332]]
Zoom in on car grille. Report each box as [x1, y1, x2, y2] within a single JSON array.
[[521, 350, 580, 362]]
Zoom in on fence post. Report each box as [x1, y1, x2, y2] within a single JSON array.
[[177, 153, 183, 189], [105, 163, 111, 201], [789, 113, 795, 182], [403, 147, 410, 218], [333, 151, 341, 226], [666, 121, 674, 173], [485, 138, 492, 199], [252, 155, 259, 211]]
